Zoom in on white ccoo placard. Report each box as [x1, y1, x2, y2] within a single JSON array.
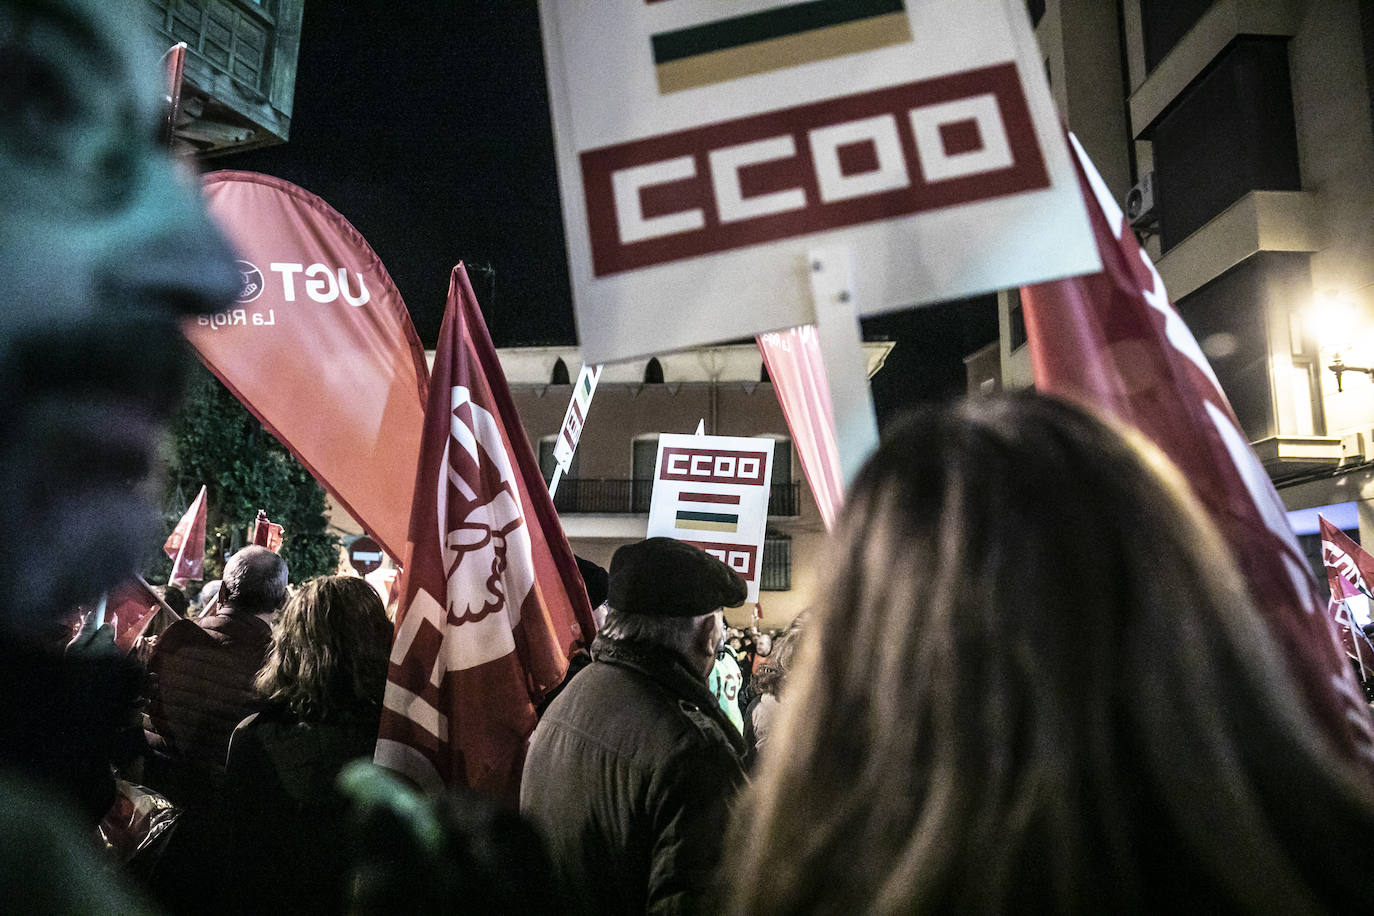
[[539, 0, 1099, 363], [646, 433, 776, 603]]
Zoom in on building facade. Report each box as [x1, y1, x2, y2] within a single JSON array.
[[326, 342, 891, 630], [144, 0, 304, 156], [502, 343, 892, 630], [988, 0, 1374, 568]]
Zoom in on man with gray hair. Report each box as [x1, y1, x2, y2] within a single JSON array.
[[140, 545, 287, 909], [143, 545, 288, 808], [521, 537, 748, 916]]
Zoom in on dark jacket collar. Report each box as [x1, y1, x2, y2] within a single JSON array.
[[591, 634, 747, 758]]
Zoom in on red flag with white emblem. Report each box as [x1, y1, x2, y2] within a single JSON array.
[[1021, 134, 1374, 767], [375, 264, 596, 803], [1319, 517, 1374, 679], [163, 485, 206, 586]]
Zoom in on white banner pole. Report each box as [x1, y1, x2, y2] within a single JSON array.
[[807, 247, 880, 487], [549, 465, 564, 500]]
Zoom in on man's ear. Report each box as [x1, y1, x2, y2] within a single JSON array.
[[696, 612, 721, 654]]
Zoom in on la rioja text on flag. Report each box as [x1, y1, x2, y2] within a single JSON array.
[[194, 172, 429, 562]]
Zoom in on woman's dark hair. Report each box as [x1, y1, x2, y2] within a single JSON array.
[[725, 393, 1374, 914], [255, 576, 391, 720]]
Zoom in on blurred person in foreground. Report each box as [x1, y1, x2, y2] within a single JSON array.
[[522, 537, 748, 916], [222, 576, 392, 915], [0, 0, 239, 647], [341, 761, 559, 915], [0, 0, 236, 910], [724, 393, 1374, 915]]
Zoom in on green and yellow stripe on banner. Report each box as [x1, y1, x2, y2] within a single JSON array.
[[652, 0, 911, 94], [675, 510, 740, 533]]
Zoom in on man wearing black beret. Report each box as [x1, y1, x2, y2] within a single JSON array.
[[521, 537, 748, 915]]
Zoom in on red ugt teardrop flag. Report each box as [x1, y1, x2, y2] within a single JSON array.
[[375, 264, 596, 805], [1021, 134, 1374, 767], [193, 172, 428, 562]]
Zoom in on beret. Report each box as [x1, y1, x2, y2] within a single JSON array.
[[608, 537, 747, 617]]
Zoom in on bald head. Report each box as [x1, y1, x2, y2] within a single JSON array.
[[220, 546, 288, 615]]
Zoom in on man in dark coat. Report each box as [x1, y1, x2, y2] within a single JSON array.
[[521, 538, 748, 916], [143, 545, 288, 808], [140, 546, 287, 911]]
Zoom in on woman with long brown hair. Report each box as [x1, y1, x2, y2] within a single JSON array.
[[223, 575, 392, 914], [725, 393, 1374, 914]]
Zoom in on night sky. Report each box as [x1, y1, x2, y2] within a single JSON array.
[[222, 1, 997, 425]]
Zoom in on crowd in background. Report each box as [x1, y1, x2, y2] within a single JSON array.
[[10, 1, 1374, 913]]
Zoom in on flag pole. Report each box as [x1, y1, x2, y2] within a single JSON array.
[[807, 247, 879, 487], [549, 465, 563, 500]]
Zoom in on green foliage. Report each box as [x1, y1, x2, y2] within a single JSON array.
[[147, 363, 341, 585]]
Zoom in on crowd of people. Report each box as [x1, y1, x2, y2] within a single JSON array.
[[10, 0, 1374, 913]]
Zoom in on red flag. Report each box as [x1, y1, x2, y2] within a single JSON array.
[[757, 327, 845, 530], [163, 485, 207, 586], [250, 509, 284, 554], [105, 576, 175, 654], [1319, 517, 1374, 677], [375, 264, 596, 803], [1021, 133, 1374, 765], [193, 172, 429, 561]]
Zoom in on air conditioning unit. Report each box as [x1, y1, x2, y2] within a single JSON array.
[[1125, 171, 1158, 228], [1341, 431, 1367, 465]]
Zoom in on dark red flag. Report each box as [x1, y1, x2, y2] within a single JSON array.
[[1022, 134, 1374, 766], [163, 484, 206, 586], [105, 576, 174, 654], [1319, 517, 1374, 678], [250, 509, 284, 554], [375, 264, 596, 803]]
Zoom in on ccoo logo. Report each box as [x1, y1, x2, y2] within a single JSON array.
[[235, 260, 265, 304]]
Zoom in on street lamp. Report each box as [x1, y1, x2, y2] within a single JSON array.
[[1328, 353, 1374, 393], [1314, 290, 1366, 392]]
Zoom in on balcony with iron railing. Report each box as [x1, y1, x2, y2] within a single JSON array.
[[550, 480, 800, 516]]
